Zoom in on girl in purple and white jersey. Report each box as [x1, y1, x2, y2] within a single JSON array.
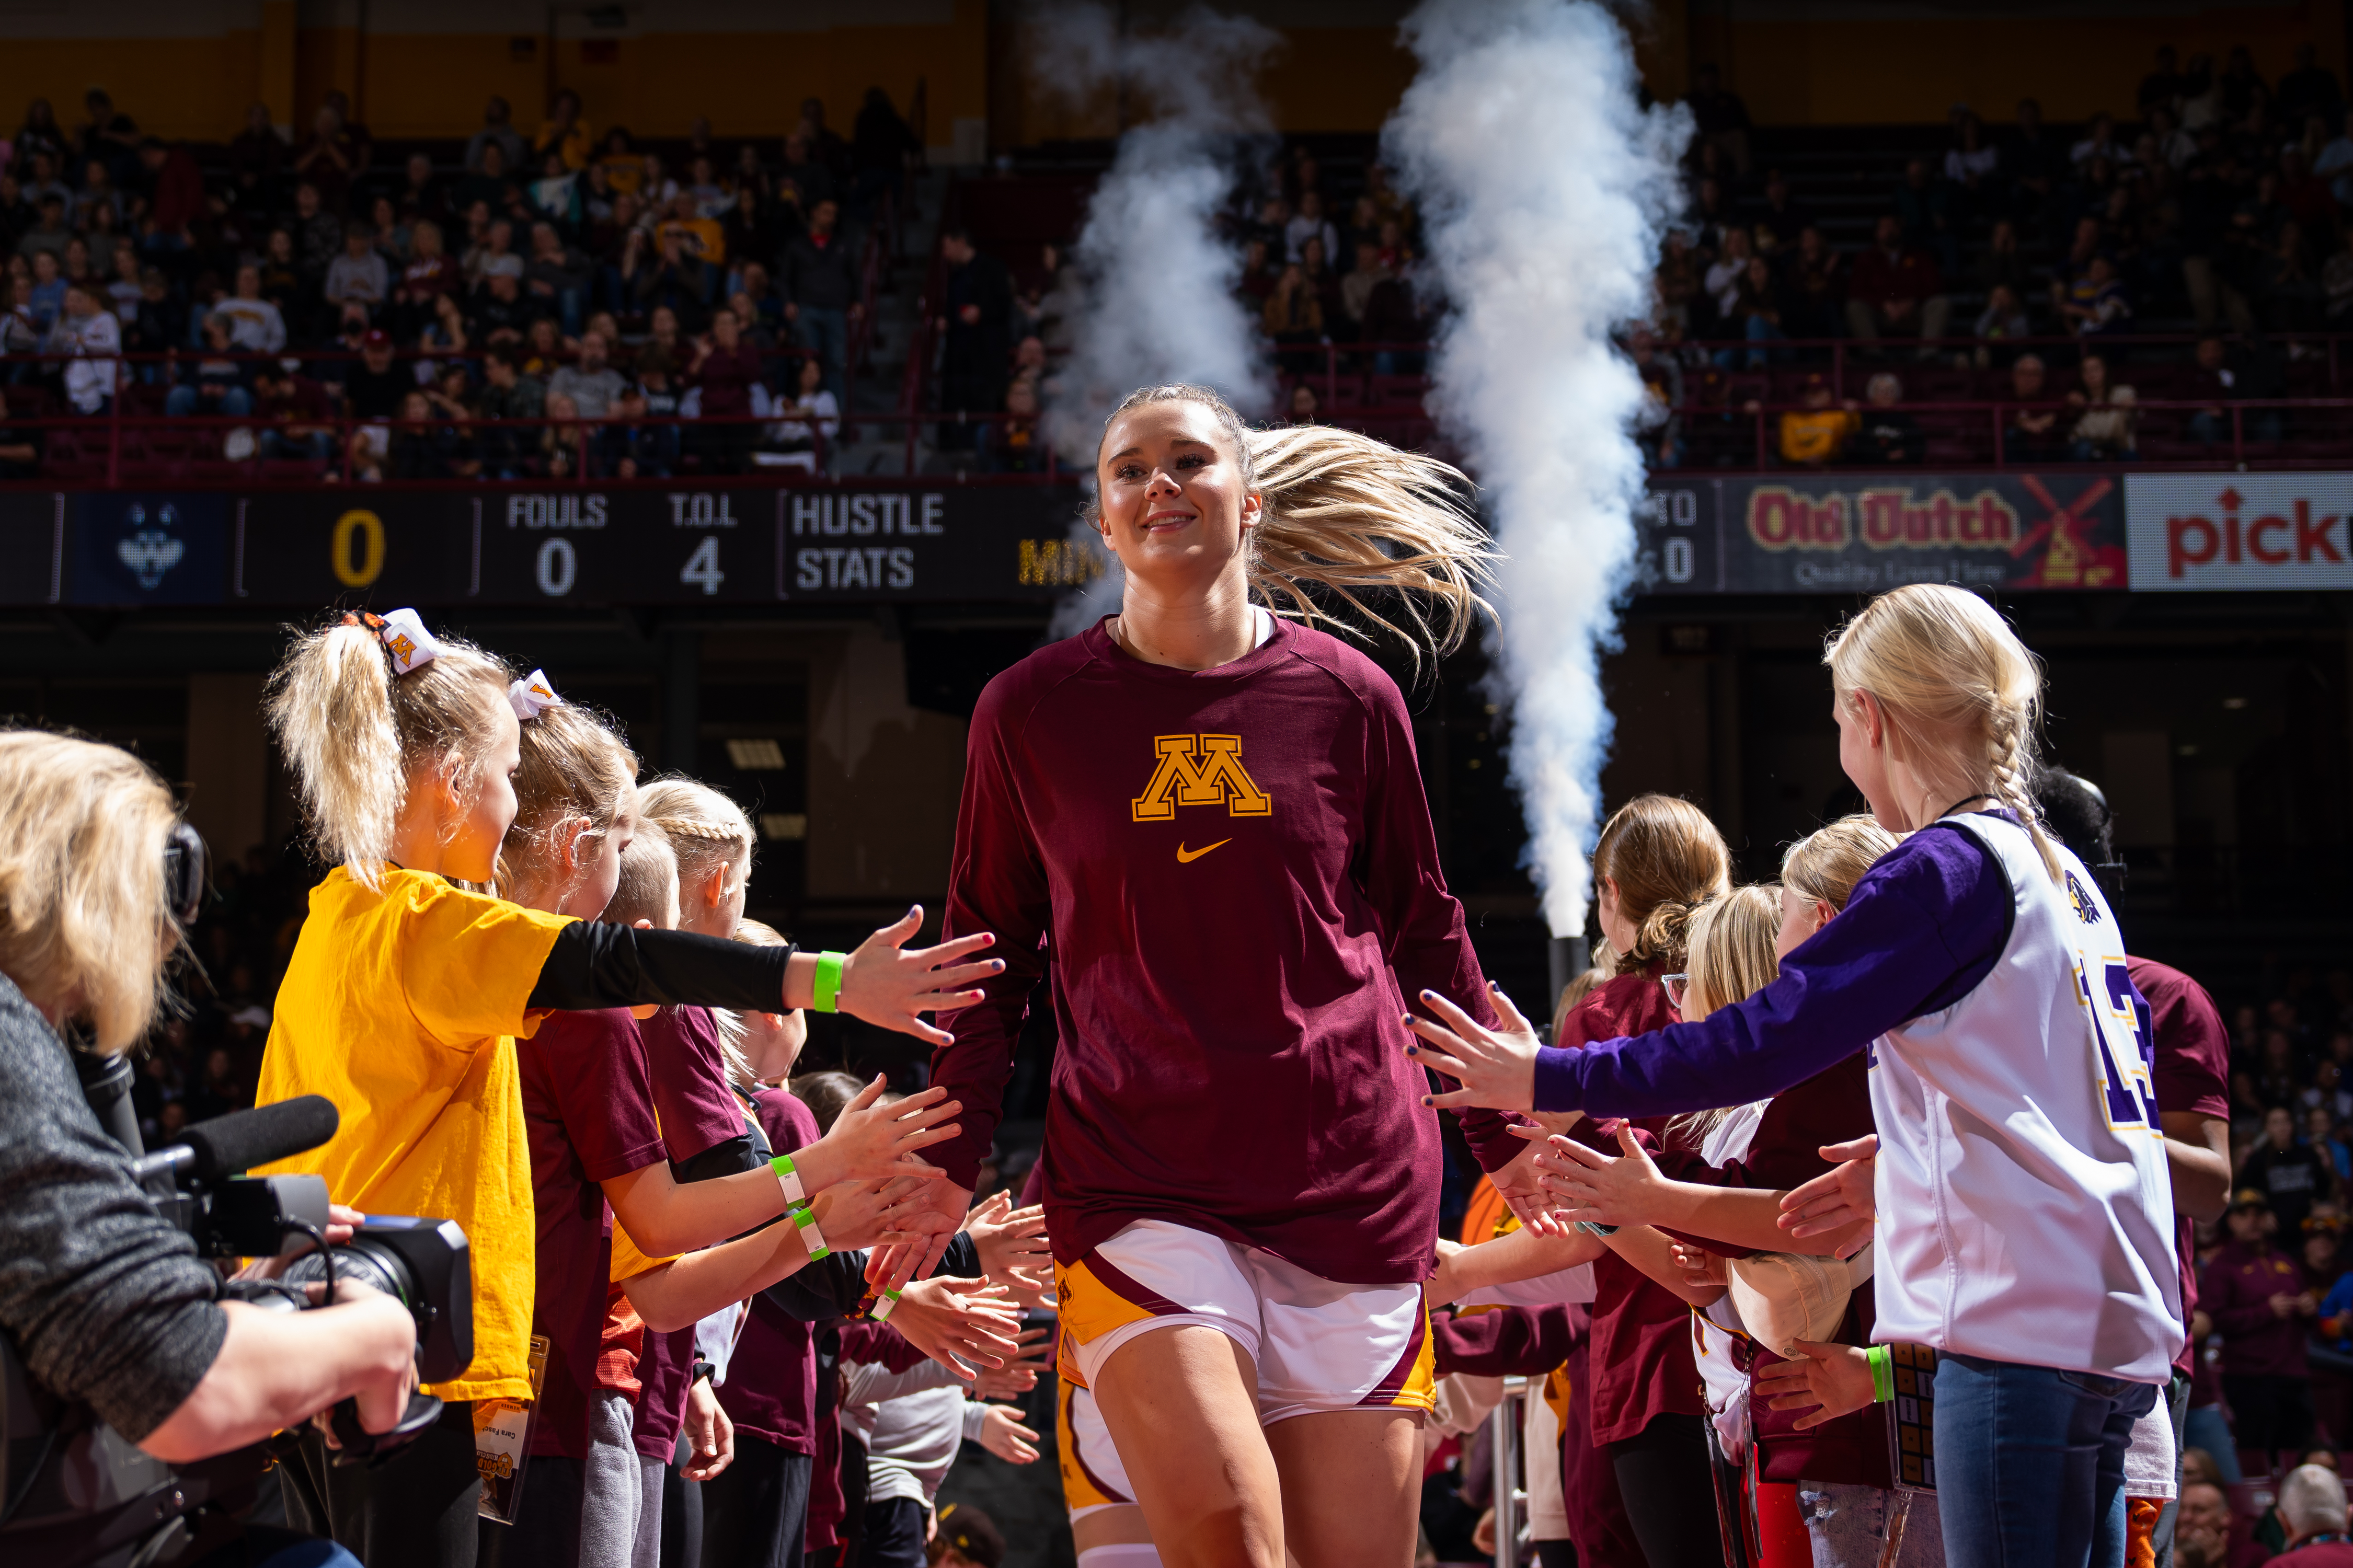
[[1413, 583, 2179, 1568]]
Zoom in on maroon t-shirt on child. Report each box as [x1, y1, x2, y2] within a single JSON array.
[[716, 1088, 822, 1453], [1556, 967, 1708, 1447], [516, 1008, 668, 1459], [2136, 955, 2232, 1379], [629, 1004, 754, 1460], [641, 1004, 750, 1164]]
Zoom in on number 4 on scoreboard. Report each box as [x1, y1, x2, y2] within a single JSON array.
[[681, 536, 724, 596]]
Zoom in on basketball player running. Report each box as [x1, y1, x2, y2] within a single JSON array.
[[876, 384, 1526, 1568]]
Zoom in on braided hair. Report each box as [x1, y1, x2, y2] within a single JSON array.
[[1823, 583, 2063, 884]]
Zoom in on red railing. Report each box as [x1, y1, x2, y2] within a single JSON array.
[[0, 406, 1068, 487], [12, 329, 2351, 487]]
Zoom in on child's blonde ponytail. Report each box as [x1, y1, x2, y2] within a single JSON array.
[[266, 613, 512, 889]]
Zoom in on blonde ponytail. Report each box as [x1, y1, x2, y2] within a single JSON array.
[[1094, 384, 1496, 661], [1823, 584, 2062, 883], [266, 614, 512, 889]]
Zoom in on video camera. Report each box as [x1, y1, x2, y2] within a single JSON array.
[[0, 1055, 474, 1568]]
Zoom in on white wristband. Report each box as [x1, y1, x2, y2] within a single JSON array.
[[772, 1151, 806, 1207], [793, 1205, 829, 1262], [870, 1288, 902, 1322]]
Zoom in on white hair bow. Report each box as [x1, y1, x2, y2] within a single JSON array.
[[362, 607, 443, 675], [509, 668, 562, 720]]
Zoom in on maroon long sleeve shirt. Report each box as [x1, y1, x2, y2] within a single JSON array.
[[2200, 1240, 2311, 1377], [929, 616, 1497, 1286]]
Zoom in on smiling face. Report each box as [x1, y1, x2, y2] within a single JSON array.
[[1094, 397, 1261, 598]]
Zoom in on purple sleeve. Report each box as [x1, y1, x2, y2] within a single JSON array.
[[1532, 825, 2012, 1117]]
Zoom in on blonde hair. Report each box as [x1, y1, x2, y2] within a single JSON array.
[[1684, 885, 1785, 1018], [1669, 884, 1784, 1144], [605, 819, 678, 929], [1781, 814, 1901, 913], [1824, 584, 2061, 882], [1094, 384, 1496, 661], [1592, 795, 1731, 971], [0, 731, 183, 1053], [636, 777, 755, 905], [497, 702, 638, 905], [266, 615, 512, 889], [713, 918, 791, 1090]]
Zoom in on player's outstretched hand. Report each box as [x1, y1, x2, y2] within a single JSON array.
[[1778, 1135, 1877, 1257], [1753, 1339, 1877, 1430], [1535, 1122, 1670, 1227], [1407, 983, 1541, 1111], [886, 1276, 1024, 1379], [836, 906, 1002, 1048], [866, 1175, 976, 1293]]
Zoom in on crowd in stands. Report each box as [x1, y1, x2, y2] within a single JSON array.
[[0, 85, 922, 477], [1639, 42, 2353, 468], [955, 39, 2353, 474]]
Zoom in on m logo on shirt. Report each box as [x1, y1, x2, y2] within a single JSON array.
[[1130, 734, 1272, 822]]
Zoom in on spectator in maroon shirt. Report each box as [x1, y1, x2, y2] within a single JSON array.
[[687, 306, 764, 474], [2202, 1190, 2320, 1471], [136, 138, 204, 248], [2268, 1465, 2353, 1568], [1845, 214, 1952, 356]]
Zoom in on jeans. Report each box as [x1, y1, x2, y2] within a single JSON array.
[[797, 306, 849, 399], [2182, 1402, 2243, 1484], [2189, 408, 2282, 444], [2152, 1374, 2191, 1568], [1799, 1482, 1946, 1568], [260, 429, 334, 462], [166, 385, 252, 417], [1933, 1352, 2158, 1568]]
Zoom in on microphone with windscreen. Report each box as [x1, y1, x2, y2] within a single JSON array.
[[170, 1095, 340, 1183]]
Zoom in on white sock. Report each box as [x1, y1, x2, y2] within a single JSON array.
[[1077, 1547, 1164, 1567]]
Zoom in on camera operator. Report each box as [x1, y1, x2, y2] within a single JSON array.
[[0, 731, 417, 1563]]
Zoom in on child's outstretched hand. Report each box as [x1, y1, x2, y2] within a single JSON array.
[[1753, 1339, 1877, 1430], [792, 1076, 961, 1194], [827, 906, 1001, 1047], [1778, 1136, 1877, 1258]]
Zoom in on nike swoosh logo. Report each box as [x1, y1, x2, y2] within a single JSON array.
[[1175, 839, 1232, 864]]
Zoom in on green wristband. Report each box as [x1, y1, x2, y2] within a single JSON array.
[[870, 1288, 903, 1322], [793, 1204, 830, 1262], [771, 1152, 806, 1206], [812, 951, 847, 1013], [1867, 1344, 1895, 1403], [1575, 1221, 1620, 1238]]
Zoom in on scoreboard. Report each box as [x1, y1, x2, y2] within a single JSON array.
[[0, 485, 1106, 609]]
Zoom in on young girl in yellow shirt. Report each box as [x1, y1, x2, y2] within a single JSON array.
[[255, 611, 997, 1568]]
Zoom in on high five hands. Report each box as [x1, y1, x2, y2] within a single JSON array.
[[1404, 982, 1543, 1110]]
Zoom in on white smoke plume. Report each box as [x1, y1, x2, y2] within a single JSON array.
[[1028, 1, 1280, 636], [1384, 0, 1688, 936]]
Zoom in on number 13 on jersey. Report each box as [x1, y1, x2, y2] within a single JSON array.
[[2077, 956, 2162, 1135]]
